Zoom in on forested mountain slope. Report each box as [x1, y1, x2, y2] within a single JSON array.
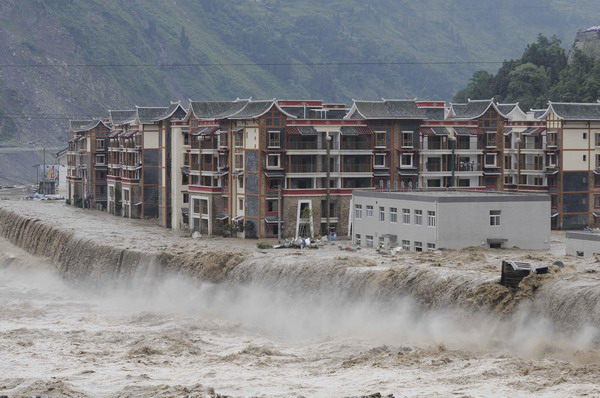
[[1, 0, 600, 145]]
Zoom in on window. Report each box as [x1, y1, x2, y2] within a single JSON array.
[[485, 154, 496, 167], [402, 208, 410, 224], [390, 207, 398, 223], [234, 130, 244, 147], [583, 132, 587, 140], [95, 154, 105, 165], [235, 154, 244, 169], [238, 198, 244, 211], [594, 195, 600, 209], [366, 205, 374, 217], [366, 235, 374, 247], [267, 199, 278, 213], [414, 241, 423, 252], [402, 240, 410, 250], [547, 153, 557, 167], [583, 154, 587, 162], [238, 177, 244, 189], [379, 206, 385, 222], [267, 154, 281, 169], [268, 130, 281, 148], [427, 211, 436, 227], [96, 139, 105, 150], [414, 210, 423, 225], [355, 234, 362, 245], [375, 131, 386, 148], [193, 199, 200, 214], [427, 243, 436, 251], [374, 153, 386, 168], [401, 131, 413, 148], [183, 193, 189, 204], [485, 132, 497, 147], [400, 154, 413, 168], [596, 133, 600, 147], [379, 236, 385, 247], [355, 204, 363, 219], [490, 210, 501, 226]]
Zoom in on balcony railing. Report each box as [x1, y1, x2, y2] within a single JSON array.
[[342, 163, 371, 172], [288, 163, 316, 173]]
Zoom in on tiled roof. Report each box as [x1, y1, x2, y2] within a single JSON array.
[[229, 100, 275, 119], [211, 100, 251, 119], [450, 100, 494, 119], [137, 107, 169, 124], [548, 102, 600, 120], [422, 107, 445, 120], [531, 109, 547, 120], [351, 100, 427, 119], [109, 110, 136, 125], [496, 103, 520, 116], [70, 119, 107, 132], [280, 107, 306, 118], [190, 101, 239, 119]]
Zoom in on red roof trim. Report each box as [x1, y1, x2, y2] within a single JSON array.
[[287, 120, 366, 126], [421, 121, 477, 127], [420, 127, 435, 136], [283, 189, 353, 195], [188, 186, 222, 193], [504, 121, 546, 127]]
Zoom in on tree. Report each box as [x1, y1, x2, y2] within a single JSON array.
[[505, 63, 550, 110], [453, 70, 495, 102]]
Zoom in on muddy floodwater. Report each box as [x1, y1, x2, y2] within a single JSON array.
[[1, 201, 600, 397]]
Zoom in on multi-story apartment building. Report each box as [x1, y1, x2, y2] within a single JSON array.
[[105, 104, 186, 223], [541, 102, 600, 229], [66, 119, 111, 209], [67, 98, 600, 233]]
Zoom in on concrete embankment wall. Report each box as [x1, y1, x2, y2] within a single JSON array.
[[1, 206, 599, 331]]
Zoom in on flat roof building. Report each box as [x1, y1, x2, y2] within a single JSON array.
[[351, 190, 550, 251], [565, 231, 600, 257]]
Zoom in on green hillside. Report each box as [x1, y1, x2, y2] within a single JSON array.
[[2, 0, 600, 144]]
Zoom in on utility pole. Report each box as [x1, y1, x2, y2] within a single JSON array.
[[449, 136, 456, 188]]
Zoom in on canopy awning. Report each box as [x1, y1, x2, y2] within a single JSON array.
[[192, 126, 219, 136], [532, 127, 546, 136], [109, 129, 122, 138], [454, 127, 471, 136], [123, 130, 138, 138], [432, 127, 450, 135], [265, 170, 285, 178], [469, 128, 484, 136], [419, 127, 435, 136], [340, 126, 359, 135], [232, 215, 244, 222], [503, 127, 512, 136], [216, 214, 229, 221]]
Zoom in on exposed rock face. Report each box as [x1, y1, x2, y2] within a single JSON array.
[[571, 26, 600, 62]]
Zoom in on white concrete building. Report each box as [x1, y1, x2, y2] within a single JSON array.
[[565, 231, 600, 257], [352, 190, 550, 251]]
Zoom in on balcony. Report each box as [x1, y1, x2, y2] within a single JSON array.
[[342, 163, 371, 173], [288, 163, 316, 173]]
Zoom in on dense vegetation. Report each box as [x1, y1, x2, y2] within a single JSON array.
[[454, 35, 600, 109], [2, 0, 600, 144]]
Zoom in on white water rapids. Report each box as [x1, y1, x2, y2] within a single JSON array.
[[2, 236, 600, 398]]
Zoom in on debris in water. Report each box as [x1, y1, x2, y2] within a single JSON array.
[[500, 261, 549, 289]]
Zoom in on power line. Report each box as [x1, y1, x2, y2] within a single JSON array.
[[0, 60, 506, 69]]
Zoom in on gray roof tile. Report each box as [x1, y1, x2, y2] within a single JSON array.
[[190, 101, 239, 119], [549, 102, 600, 120], [109, 110, 137, 125], [353, 100, 427, 119], [70, 119, 107, 132], [450, 100, 493, 119]]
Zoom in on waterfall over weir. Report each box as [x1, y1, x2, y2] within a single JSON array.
[[1, 205, 600, 346]]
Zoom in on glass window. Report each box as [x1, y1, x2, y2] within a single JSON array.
[[355, 204, 363, 219], [375, 131, 386, 148], [427, 243, 436, 251], [401, 131, 413, 148], [268, 130, 281, 148], [366, 205, 374, 217], [374, 153, 386, 167], [355, 234, 361, 245], [414, 210, 423, 225], [427, 211, 436, 227], [267, 154, 280, 168], [402, 240, 410, 250], [414, 241, 423, 252], [379, 206, 385, 222], [390, 207, 398, 223], [490, 210, 501, 226], [366, 235, 374, 247], [400, 154, 413, 167], [402, 208, 410, 224]]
